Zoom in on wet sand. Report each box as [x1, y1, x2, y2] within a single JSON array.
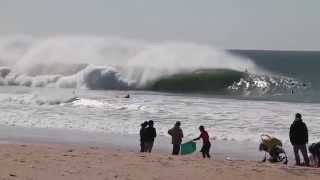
[[0, 125, 263, 161], [0, 143, 319, 180]]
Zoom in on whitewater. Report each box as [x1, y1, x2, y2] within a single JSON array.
[[0, 35, 319, 149], [0, 35, 286, 91]]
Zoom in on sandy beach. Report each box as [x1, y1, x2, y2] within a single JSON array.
[[1, 1, 320, 179], [0, 143, 319, 180]]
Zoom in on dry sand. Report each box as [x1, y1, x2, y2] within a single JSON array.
[[0, 143, 319, 180]]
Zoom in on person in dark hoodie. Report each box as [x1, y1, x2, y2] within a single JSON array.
[[289, 113, 310, 166], [139, 121, 148, 152], [168, 121, 184, 155], [308, 142, 320, 167], [144, 120, 157, 153]]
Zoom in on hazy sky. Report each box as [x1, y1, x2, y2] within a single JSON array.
[[0, 0, 319, 50]]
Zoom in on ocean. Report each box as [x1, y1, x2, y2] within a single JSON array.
[[0, 35, 319, 153]]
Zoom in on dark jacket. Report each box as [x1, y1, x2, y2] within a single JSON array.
[[309, 142, 320, 155], [168, 126, 183, 145], [145, 127, 157, 142], [289, 119, 308, 145], [140, 127, 147, 142]]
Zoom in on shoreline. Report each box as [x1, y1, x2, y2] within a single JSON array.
[[0, 142, 319, 180], [0, 125, 265, 160], [0, 125, 304, 164]]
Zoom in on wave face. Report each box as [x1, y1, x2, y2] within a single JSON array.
[[148, 69, 245, 93], [0, 35, 308, 97]]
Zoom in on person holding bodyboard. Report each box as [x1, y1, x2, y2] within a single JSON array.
[[193, 126, 211, 158]]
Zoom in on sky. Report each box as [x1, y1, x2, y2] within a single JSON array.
[[0, 0, 319, 50]]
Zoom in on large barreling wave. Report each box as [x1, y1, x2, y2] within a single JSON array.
[[0, 35, 308, 97]]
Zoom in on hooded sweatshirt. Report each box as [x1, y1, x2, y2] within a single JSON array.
[[290, 118, 308, 145], [168, 126, 183, 145]]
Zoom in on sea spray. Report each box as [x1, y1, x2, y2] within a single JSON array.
[[0, 35, 306, 95], [0, 35, 257, 86]]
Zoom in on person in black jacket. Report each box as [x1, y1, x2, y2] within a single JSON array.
[[289, 113, 310, 166], [139, 121, 148, 152], [144, 120, 157, 153]]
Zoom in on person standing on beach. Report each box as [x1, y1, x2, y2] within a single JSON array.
[[139, 121, 148, 152], [144, 120, 157, 153], [193, 126, 211, 158], [289, 113, 310, 166], [168, 121, 184, 155]]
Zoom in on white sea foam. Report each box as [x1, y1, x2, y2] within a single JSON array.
[[1, 87, 319, 144], [0, 35, 316, 145], [0, 35, 261, 90], [71, 98, 104, 107]]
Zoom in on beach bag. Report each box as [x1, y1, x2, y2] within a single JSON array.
[[181, 141, 197, 155]]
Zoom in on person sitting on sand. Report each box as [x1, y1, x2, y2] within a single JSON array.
[[308, 142, 320, 167], [289, 113, 310, 166], [193, 126, 211, 158], [168, 121, 184, 155], [140, 121, 148, 152], [144, 120, 157, 153]]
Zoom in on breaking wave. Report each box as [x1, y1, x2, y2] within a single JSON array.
[[0, 35, 308, 96]]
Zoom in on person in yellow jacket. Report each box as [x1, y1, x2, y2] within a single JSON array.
[[259, 134, 288, 164]]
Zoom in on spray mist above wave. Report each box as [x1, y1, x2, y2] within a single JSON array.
[[0, 35, 306, 95]]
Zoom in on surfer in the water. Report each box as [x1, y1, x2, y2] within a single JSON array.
[[124, 94, 130, 98]]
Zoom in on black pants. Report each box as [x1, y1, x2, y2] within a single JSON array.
[[140, 141, 145, 152], [293, 144, 309, 166], [144, 141, 154, 153], [201, 142, 211, 158], [172, 144, 181, 155]]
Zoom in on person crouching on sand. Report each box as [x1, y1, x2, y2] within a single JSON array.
[[308, 142, 320, 167], [144, 120, 157, 153], [140, 121, 148, 152], [168, 121, 184, 155], [193, 126, 211, 158]]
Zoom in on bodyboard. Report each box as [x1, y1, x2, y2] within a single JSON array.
[[181, 141, 196, 155]]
